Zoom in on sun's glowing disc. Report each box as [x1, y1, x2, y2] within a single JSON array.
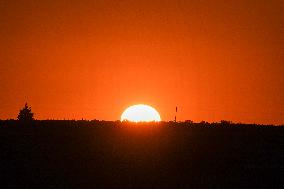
[[121, 104, 161, 122]]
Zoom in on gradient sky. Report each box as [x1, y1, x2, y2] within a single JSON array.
[[0, 0, 283, 124]]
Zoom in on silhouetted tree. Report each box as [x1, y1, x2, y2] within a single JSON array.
[[185, 120, 194, 124], [17, 103, 34, 121], [220, 120, 232, 125]]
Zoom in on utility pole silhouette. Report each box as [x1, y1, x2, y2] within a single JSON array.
[[175, 106, 177, 122]]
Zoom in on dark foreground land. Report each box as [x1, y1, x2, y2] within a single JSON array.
[[0, 121, 284, 189]]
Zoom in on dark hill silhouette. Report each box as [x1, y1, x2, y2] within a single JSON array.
[[0, 121, 283, 188]]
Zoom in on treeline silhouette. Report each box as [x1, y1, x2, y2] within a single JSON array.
[[0, 119, 280, 128], [6, 103, 281, 127], [1, 120, 284, 188], [1, 103, 283, 188]]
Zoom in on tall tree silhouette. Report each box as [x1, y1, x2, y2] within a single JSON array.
[[17, 103, 34, 121]]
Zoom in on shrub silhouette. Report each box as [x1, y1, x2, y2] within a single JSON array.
[[220, 120, 232, 125], [17, 103, 34, 121]]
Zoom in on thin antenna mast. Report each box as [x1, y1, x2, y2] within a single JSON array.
[[175, 106, 177, 122]]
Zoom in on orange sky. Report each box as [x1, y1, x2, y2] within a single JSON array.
[[0, 0, 283, 124]]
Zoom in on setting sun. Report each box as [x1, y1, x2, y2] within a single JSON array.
[[121, 104, 161, 122]]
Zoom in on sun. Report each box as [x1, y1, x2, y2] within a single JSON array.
[[121, 104, 161, 122]]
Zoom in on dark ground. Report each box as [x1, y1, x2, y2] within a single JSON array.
[[0, 121, 283, 188]]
